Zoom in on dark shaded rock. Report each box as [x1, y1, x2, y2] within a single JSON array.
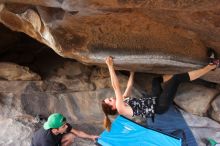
[[24, 82, 44, 93], [21, 93, 50, 117], [42, 81, 67, 93]]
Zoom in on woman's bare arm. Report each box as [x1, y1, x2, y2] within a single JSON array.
[[105, 57, 133, 117], [123, 72, 134, 98]]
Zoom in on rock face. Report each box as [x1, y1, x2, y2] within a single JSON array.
[[0, 56, 143, 146], [174, 83, 219, 116], [181, 110, 220, 146], [201, 69, 220, 84], [211, 95, 220, 122], [0, 49, 219, 145], [0, 0, 220, 75], [0, 58, 219, 146], [0, 1, 220, 146], [0, 117, 34, 146], [0, 62, 41, 80]]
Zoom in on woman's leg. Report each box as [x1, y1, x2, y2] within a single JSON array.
[[151, 76, 163, 97], [156, 64, 216, 114], [156, 73, 190, 114], [151, 74, 176, 97], [163, 75, 173, 82], [188, 64, 216, 81]]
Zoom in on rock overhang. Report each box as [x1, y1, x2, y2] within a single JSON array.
[[0, 1, 219, 75]]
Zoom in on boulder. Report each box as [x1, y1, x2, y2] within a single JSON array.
[[0, 62, 41, 80], [1, 1, 218, 74], [201, 68, 220, 84], [181, 109, 220, 146], [210, 95, 220, 123], [0, 117, 33, 146], [174, 83, 219, 116]]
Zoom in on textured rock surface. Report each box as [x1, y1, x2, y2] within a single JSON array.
[[0, 59, 142, 145], [0, 1, 220, 145], [174, 83, 219, 116], [201, 68, 220, 84], [0, 62, 41, 80], [181, 110, 220, 146], [211, 95, 220, 122], [0, 0, 220, 75], [0, 58, 219, 146], [0, 117, 34, 146]]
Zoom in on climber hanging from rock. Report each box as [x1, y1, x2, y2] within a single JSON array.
[[101, 55, 219, 131]]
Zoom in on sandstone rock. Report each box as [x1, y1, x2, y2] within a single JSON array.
[[90, 67, 110, 80], [69, 91, 105, 122], [0, 92, 22, 118], [210, 95, 220, 122], [42, 81, 67, 93], [0, 62, 41, 80], [20, 86, 113, 125], [201, 68, 220, 84], [181, 109, 220, 128], [0, 116, 98, 146], [174, 83, 219, 116], [191, 128, 220, 146], [181, 109, 220, 146], [0, 117, 33, 146], [21, 92, 51, 117], [56, 61, 92, 78], [0, 81, 29, 93], [72, 138, 96, 146], [210, 109, 220, 124], [0, 59, 219, 146], [1, 1, 220, 81], [0, 2, 214, 74], [44, 61, 95, 91], [20, 9, 41, 33], [90, 67, 143, 97], [52, 78, 95, 91], [92, 77, 111, 89], [211, 95, 220, 112], [90, 67, 124, 89]]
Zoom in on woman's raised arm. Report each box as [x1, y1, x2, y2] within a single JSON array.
[[105, 56, 133, 117], [123, 72, 134, 98]]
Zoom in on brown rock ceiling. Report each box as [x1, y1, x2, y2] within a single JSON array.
[[0, 0, 219, 75]]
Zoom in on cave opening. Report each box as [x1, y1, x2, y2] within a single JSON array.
[[0, 23, 72, 79]]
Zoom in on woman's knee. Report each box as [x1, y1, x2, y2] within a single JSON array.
[[173, 73, 190, 82], [61, 133, 76, 146]]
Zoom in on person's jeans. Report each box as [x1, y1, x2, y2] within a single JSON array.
[[147, 105, 198, 146]]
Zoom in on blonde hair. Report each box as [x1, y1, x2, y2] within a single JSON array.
[[101, 100, 117, 131]]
